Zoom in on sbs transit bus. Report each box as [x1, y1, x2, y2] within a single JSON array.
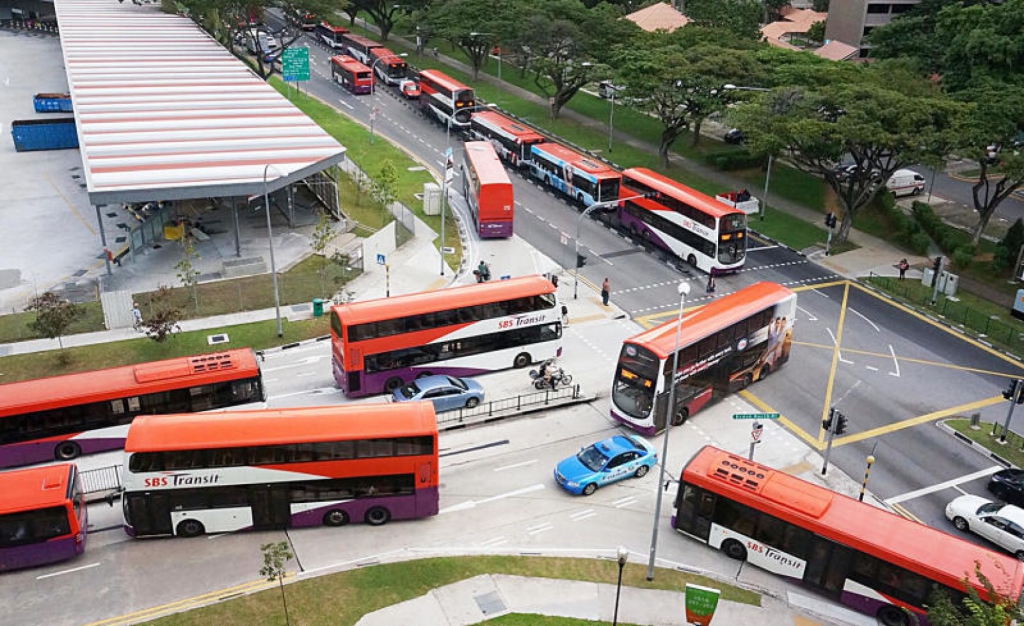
[[315, 22, 349, 51], [461, 141, 514, 238], [122, 404, 439, 538], [528, 142, 621, 208], [618, 167, 746, 274], [610, 282, 795, 435], [0, 464, 86, 572], [417, 69, 476, 130], [0, 349, 265, 468], [331, 275, 562, 397], [469, 110, 545, 169], [341, 33, 383, 65], [330, 55, 374, 95], [368, 47, 407, 85], [674, 445, 1024, 626]]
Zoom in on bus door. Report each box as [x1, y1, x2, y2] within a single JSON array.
[[673, 483, 714, 542], [802, 535, 853, 596], [127, 492, 173, 536], [250, 486, 290, 529]]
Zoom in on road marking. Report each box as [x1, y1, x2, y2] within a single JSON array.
[[570, 509, 597, 521], [438, 483, 545, 514], [527, 522, 553, 535], [337, 99, 353, 110], [479, 536, 508, 548], [37, 562, 100, 579], [745, 245, 776, 252], [885, 466, 1002, 504], [833, 396, 1004, 446], [493, 460, 537, 472], [797, 305, 818, 322], [826, 327, 853, 364], [888, 344, 900, 377], [864, 365, 878, 372], [614, 496, 637, 508], [849, 307, 880, 332]]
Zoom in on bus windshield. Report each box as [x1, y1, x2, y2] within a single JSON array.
[[612, 344, 659, 419]]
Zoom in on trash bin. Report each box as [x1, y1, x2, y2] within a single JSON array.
[[312, 298, 324, 317]]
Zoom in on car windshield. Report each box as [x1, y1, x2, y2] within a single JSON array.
[[397, 382, 421, 399], [577, 445, 610, 472], [978, 502, 1003, 515], [447, 376, 468, 391]]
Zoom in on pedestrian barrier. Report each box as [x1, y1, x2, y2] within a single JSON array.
[[436, 383, 587, 430], [80, 464, 123, 503]]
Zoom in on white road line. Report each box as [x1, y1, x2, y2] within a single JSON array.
[[865, 365, 878, 372], [438, 483, 545, 514], [479, 537, 508, 548], [493, 460, 538, 472], [826, 328, 853, 364], [797, 305, 818, 322], [888, 344, 900, 377], [36, 562, 100, 580], [614, 497, 637, 508], [811, 289, 831, 299], [746, 245, 777, 252], [570, 509, 596, 521], [849, 307, 880, 332], [885, 466, 1003, 504], [527, 523, 554, 535], [337, 99, 353, 110]]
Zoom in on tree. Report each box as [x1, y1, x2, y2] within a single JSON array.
[[310, 209, 336, 298], [25, 292, 83, 352], [423, 0, 519, 80], [175, 235, 202, 314], [357, 0, 428, 42], [927, 561, 1024, 625], [805, 20, 825, 45], [259, 541, 295, 626], [137, 286, 183, 343], [683, 0, 763, 39], [371, 159, 399, 212]]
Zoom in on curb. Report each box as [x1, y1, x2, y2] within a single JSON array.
[[938, 419, 1013, 468]]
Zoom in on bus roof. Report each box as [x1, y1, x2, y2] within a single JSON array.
[[0, 464, 75, 515], [333, 275, 555, 327], [369, 47, 405, 62], [125, 403, 438, 453], [626, 282, 793, 359], [331, 55, 371, 72], [684, 445, 1024, 597], [532, 143, 618, 178], [0, 349, 260, 417], [418, 69, 472, 93], [318, 22, 348, 33], [622, 167, 743, 220], [343, 34, 382, 48], [464, 141, 512, 187], [472, 111, 545, 143]]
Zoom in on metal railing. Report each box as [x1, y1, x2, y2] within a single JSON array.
[[437, 384, 584, 428], [80, 464, 123, 502]]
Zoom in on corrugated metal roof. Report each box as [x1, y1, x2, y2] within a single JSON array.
[[53, 0, 346, 205]]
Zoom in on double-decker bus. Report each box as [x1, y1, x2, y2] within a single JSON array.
[[618, 167, 747, 274], [469, 110, 545, 169], [611, 282, 795, 435], [314, 22, 349, 51], [368, 47, 407, 86], [288, 8, 316, 30], [331, 275, 561, 397], [121, 404, 438, 538], [330, 55, 374, 95], [0, 349, 265, 468], [0, 464, 87, 572], [417, 69, 476, 130], [674, 445, 1024, 626], [340, 33, 383, 65], [462, 141, 514, 238], [528, 142, 621, 208]]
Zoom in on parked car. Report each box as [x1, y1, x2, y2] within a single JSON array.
[[597, 80, 623, 99], [554, 435, 657, 496], [392, 375, 484, 412], [723, 128, 745, 145], [988, 468, 1024, 507], [399, 79, 421, 100], [945, 494, 1024, 558]]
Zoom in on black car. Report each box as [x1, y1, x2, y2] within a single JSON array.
[[724, 128, 745, 145], [987, 468, 1024, 506]]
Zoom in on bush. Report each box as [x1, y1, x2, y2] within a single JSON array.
[[909, 232, 931, 255], [993, 245, 1011, 273], [951, 246, 974, 270], [1002, 218, 1024, 257], [706, 151, 764, 171], [913, 202, 970, 254]]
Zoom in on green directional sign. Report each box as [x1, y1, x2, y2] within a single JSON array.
[[281, 47, 310, 82], [733, 412, 780, 420]]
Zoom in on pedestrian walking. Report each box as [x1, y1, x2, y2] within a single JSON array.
[[706, 268, 717, 294], [561, 304, 569, 326], [601, 278, 610, 306], [898, 258, 909, 281], [131, 302, 142, 329], [432, 46, 439, 59]]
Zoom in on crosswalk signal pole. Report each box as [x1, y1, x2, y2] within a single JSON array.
[[1000, 379, 1024, 442]]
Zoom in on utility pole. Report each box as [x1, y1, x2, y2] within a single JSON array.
[[930, 256, 944, 305], [1000, 379, 1024, 443]]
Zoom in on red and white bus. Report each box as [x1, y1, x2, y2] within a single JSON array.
[[469, 110, 545, 169], [0, 464, 87, 572], [340, 33, 383, 65], [529, 142, 621, 208], [611, 282, 795, 435], [331, 275, 562, 397], [368, 47, 407, 86], [0, 349, 265, 468], [121, 404, 438, 538], [462, 141, 514, 239], [314, 22, 349, 51], [674, 445, 1024, 626], [618, 168, 747, 274], [288, 8, 316, 30], [330, 55, 374, 95], [418, 69, 476, 130]]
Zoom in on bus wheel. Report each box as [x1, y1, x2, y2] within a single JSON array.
[[672, 407, 689, 427], [759, 364, 771, 381], [721, 538, 747, 561], [384, 377, 404, 393], [582, 483, 597, 496], [177, 519, 205, 538], [877, 606, 909, 626], [365, 506, 391, 526], [687, 254, 698, 268], [513, 352, 531, 368], [55, 441, 81, 461], [739, 374, 753, 390], [323, 510, 349, 527]]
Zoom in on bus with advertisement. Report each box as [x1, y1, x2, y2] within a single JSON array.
[[330, 55, 374, 95], [417, 69, 476, 130], [469, 110, 545, 169], [368, 47, 407, 86], [331, 275, 562, 397], [314, 22, 349, 51], [0, 464, 87, 572], [618, 167, 746, 274], [0, 349, 265, 469], [121, 404, 439, 538], [340, 33, 383, 65], [528, 142, 621, 208], [610, 282, 795, 435], [461, 141, 514, 238], [674, 445, 1024, 626]]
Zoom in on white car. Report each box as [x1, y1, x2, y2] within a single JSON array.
[[945, 494, 1024, 558]]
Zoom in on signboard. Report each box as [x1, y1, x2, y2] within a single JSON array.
[[376, 253, 386, 265], [441, 246, 455, 254], [732, 413, 779, 420], [684, 583, 721, 626], [751, 422, 763, 443], [281, 47, 310, 82]]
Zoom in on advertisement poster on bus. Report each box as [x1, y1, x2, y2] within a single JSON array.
[[684, 583, 721, 625]]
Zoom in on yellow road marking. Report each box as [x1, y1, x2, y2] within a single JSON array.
[[831, 396, 1004, 446], [739, 391, 821, 449], [791, 341, 1022, 377], [819, 283, 852, 443], [890, 502, 922, 523]]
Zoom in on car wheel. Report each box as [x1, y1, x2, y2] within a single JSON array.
[[952, 516, 969, 531], [913, 187, 923, 196], [465, 397, 480, 409], [365, 506, 391, 526], [177, 519, 205, 538], [877, 606, 909, 626], [55, 441, 81, 461], [582, 483, 597, 496], [635, 465, 649, 478], [323, 510, 349, 527], [513, 352, 531, 368], [721, 538, 747, 561], [384, 377, 403, 393]]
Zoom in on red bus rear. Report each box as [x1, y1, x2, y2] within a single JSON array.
[[462, 141, 513, 238], [330, 55, 374, 95], [0, 464, 87, 572], [469, 110, 545, 169]]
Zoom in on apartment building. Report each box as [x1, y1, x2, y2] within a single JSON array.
[[824, 0, 920, 57]]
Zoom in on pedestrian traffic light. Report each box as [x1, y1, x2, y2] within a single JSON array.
[[823, 407, 834, 432], [576, 253, 587, 269], [834, 413, 848, 436], [1004, 379, 1022, 403], [933, 256, 942, 274], [825, 213, 837, 229]]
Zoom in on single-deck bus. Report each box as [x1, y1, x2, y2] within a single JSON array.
[[418, 69, 476, 130], [674, 445, 1024, 626], [462, 141, 514, 238], [618, 167, 746, 274], [331, 275, 562, 397], [0, 464, 87, 572], [469, 110, 545, 169], [529, 142, 621, 208], [315, 22, 349, 51], [122, 404, 438, 538], [611, 282, 795, 435], [0, 349, 266, 468], [330, 55, 374, 95], [368, 47, 407, 85], [341, 33, 383, 65]]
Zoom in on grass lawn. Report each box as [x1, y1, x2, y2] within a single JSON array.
[[751, 207, 830, 252], [150, 555, 758, 626], [947, 419, 1024, 468]]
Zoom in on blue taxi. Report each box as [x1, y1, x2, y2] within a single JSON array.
[[554, 435, 657, 496]]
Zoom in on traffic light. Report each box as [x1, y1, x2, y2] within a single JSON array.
[[933, 256, 942, 274], [834, 413, 848, 436], [825, 213, 837, 229], [823, 407, 834, 432], [1003, 379, 1024, 403], [576, 253, 587, 269]]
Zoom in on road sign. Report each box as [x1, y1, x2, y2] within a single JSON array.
[[441, 246, 455, 254], [733, 412, 779, 420], [281, 47, 310, 82], [751, 422, 763, 442], [376, 253, 386, 265]]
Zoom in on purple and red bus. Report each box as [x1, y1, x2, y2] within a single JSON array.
[[0, 463, 87, 572], [462, 141, 514, 238]]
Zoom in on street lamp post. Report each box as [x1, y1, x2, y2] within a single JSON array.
[[612, 546, 629, 626], [646, 281, 691, 581], [262, 163, 285, 337], [573, 194, 645, 300], [723, 84, 772, 220], [371, 52, 408, 96], [608, 90, 616, 153]]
